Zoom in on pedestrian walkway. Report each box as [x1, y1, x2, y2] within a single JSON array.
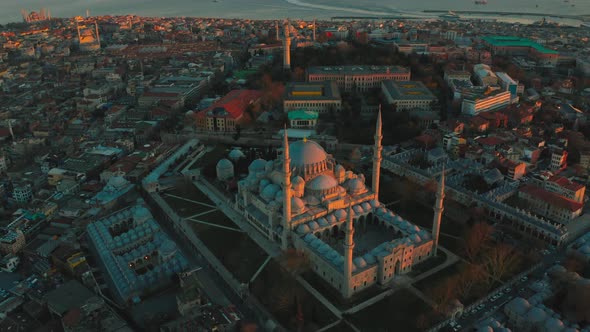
[[194, 179, 282, 258], [249, 256, 272, 284], [186, 218, 245, 232], [408, 284, 437, 308], [185, 208, 219, 219], [163, 193, 217, 209], [295, 275, 343, 319]]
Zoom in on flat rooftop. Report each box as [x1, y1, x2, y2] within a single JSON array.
[[382, 80, 436, 100], [307, 65, 410, 75], [285, 81, 341, 101], [482, 35, 559, 55]]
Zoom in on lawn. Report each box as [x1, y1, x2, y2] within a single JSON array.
[[163, 184, 269, 283], [250, 260, 338, 331], [349, 289, 437, 332]]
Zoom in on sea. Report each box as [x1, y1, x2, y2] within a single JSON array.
[[1, 0, 588, 25]]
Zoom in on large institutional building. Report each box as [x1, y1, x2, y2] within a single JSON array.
[[481, 36, 559, 68], [381, 80, 437, 111], [307, 65, 411, 92], [283, 81, 342, 113], [234, 112, 443, 298]]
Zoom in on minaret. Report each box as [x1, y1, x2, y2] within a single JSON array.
[[312, 18, 316, 41], [343, 203, 355, 299], [281, 127, 292, 251], [283, 20, 291, 70], [275, 21, 280, 41], [432, 167, 445, 257], [372, 106, 383, 201]]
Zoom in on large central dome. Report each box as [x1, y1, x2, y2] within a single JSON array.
[[290, 140, 328, 168]]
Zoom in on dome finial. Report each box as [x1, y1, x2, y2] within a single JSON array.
[[303, 136, 307, 143]]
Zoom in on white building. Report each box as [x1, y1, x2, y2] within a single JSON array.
[[461, 88, 511, 116], [13, 184, 32, 204]]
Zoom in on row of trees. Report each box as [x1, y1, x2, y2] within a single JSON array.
[[427, 222, 523, 313]]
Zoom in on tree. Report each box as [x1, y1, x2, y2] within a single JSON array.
[[482, 244, 521, 284], [455, 264, 486, 300], [463, 222, 494, 263]]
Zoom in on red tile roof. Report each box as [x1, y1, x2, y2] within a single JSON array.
[[195, 90, 262, 120], [477, 136, 504, 146], [549, 176, 585, 191], [520, 184, 583, 212]]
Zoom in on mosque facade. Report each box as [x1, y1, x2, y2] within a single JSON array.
[[234, 111, 444, 298]]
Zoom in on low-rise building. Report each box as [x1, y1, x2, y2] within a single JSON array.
[[518, 185, 583, 223], [307, 65, 410, 92], [461, 88, 511, 116], [283, 81, 342, 114], [288, 109, 319, 129], [86, 203, 189, 305], [195, 90, 262, 132], [381, 80, 436, 111]]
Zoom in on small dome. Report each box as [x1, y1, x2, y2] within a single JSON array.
[[526, 307, 547, 323], [228, 149, 245, 161], [582, 245, 590, 255], [297, 224, 311, 234], [506, 297, 530, 316], [353, 257, 367, 268], [307, 174, 339, 191], [265, 160, 274, 172], [334, 209, 347, 220], [217, 158, 233, 169], [318, 218, 329, 227], [544, 318, 564, 332], [134, 205, 151, 220], [346, 178, 367, 195], [309, 221, 320, 230], [248, 158, 266, 173], [411, 234, 422, 243], [292, 197, 306, 213], [274, 190, 283, 201], [293, 176, 305, 185]]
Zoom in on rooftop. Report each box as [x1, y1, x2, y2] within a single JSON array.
[[382, 80, 436, 100], [520, 184, 583, 212], [481, 35, 559, 55], [45, 280, 94, 316], [307, 65, 409, 75], [285, 81, 341, 101]]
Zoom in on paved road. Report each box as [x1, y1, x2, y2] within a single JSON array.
[[451, 249, 563, 331]]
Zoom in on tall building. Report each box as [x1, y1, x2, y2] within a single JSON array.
[[283, 21, 291, 70], [372, 109, 383, 201], [307, 66, 411, 93], [432, 169, 445, 256]]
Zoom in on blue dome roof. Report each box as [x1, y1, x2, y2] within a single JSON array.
[[307, 174, 338, 191], [217, 158, 233, 169], [261, 184, 280, 201], [248, 159, 266, 173], [289, 140, 328, 168]]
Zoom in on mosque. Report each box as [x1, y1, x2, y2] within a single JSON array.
[[225, 111, 445, 298]]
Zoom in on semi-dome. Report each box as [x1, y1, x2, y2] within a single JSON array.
[[506, 297, 530, 316], [261, 184, 281, 201], [353, 257, 367, 268], [347, 178, 367, 195], [307, 174, 339, 191], [133, 205, 151, 221], [248, 159, 267, 173], [290, 140, 328, 168], [292, 196, 306, 214]]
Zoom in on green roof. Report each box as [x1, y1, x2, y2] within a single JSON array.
[[234, 69, 257, 80], [482, 35, 558, 54], [288, 109, 319, 120]]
